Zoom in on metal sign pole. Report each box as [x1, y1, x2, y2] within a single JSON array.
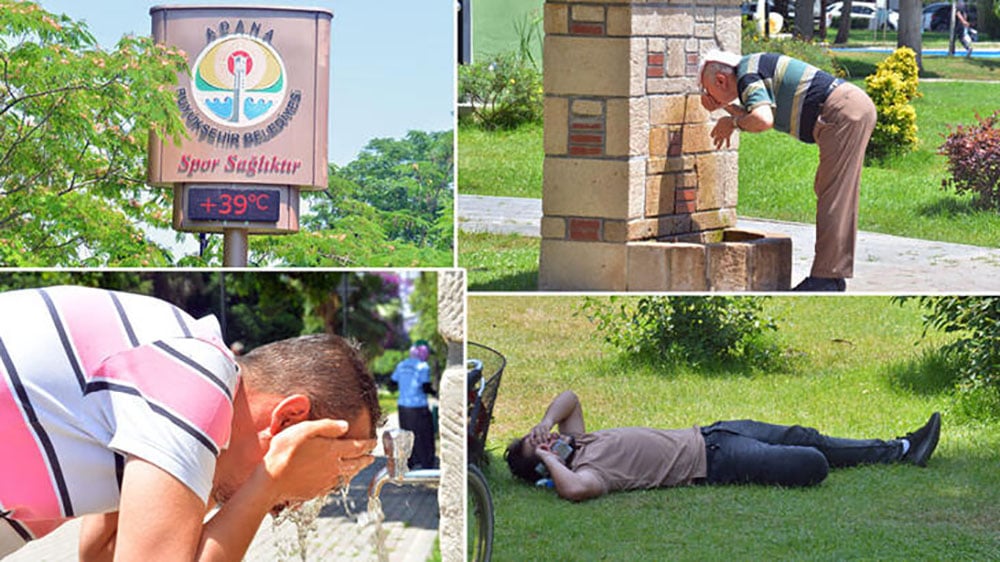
[[223, 228, 249, 266]]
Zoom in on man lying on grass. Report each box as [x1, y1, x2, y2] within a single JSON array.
[[505, 391, 940, 502]]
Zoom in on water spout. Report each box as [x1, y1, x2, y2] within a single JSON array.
[[367, 429, 440, 502], [365, 429, 441, 562]]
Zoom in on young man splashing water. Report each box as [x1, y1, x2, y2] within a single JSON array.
[[0, 285, 382, 561]]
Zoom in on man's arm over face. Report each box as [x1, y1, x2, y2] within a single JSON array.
[[538, 449, 605, 502], [530, 390, 586, 442], [725, 103, 774, 133]]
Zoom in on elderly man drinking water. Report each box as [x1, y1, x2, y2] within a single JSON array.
[[698, 50, 877, 292]]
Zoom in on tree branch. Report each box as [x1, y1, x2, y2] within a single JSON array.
[[0, 74, 119, 118], [0, 90, 71, 172]]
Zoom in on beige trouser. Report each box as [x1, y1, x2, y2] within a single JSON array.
[[810, 82, 877, 279]]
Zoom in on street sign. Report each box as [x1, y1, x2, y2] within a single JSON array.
[[149, 5, 332, 242]]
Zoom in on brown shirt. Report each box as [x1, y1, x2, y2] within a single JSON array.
[[568, 426, 708, 494]]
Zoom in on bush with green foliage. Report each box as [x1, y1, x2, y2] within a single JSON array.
[[580, 296, 781, 369], [742, 20, 845, 77], [864, 47, 921, 162], [909, 296, 1000, 419], [458, 51, 543, 130], [939, 111, 1000, 210]]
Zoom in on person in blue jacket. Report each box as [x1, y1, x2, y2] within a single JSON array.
[[391, 342, 437, 469]]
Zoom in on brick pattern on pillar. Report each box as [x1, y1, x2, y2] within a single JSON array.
[[568, 99, 606, 157], [540, 0, 790, 291], [570, 4, 606, 36]]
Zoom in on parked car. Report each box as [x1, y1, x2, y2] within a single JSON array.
[[922, 2, 951, 31], [827, 1, 899, 30], [742, 0, 777, 18], [927, 3, 977, 32]]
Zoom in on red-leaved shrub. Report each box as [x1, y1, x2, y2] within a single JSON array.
[[939, 112, 1000, 210]]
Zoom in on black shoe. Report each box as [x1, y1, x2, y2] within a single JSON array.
[[792, 276, 846, 292], [900, 412, 941, 467]]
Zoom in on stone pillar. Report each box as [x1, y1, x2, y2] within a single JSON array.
[[538, 0, 792, 291], [436, 270, 465, 562]]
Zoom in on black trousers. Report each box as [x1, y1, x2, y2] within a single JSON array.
[[398, 405, 437, 469], [701, 420, 903, 487]]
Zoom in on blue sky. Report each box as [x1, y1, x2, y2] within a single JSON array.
[[38, 0, 456, 166]]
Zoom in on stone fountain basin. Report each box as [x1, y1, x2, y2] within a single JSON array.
[[626, 228, 792, 292]]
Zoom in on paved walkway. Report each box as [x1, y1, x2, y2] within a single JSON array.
[[6, 415, 439, 562], [459, 194, 1000, 292]]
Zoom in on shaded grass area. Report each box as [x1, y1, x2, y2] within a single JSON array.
[[469, 295, 1000, 560]]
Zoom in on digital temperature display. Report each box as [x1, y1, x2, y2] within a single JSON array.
[[187, 187, 280, 222]]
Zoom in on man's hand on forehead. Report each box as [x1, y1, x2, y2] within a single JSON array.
[[261, 419, 378, 506]]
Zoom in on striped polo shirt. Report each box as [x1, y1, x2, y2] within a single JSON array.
[[0, 286, 238, 547], [737, 53, 844, 144]]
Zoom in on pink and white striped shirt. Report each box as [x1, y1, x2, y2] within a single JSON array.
[[0, 286, 238, 546]]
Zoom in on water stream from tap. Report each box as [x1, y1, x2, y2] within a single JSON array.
[[270, 429, 414, 561], [271, 495, 325, 562], [272, 480, 394, 561], [367, 496, 390, 562]]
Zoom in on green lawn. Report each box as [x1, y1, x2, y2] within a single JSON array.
[[458, 121, 542, 199], [738, 79, 1000, 245], [469, 295, 1000, 560], [458, 231, 539, 292]]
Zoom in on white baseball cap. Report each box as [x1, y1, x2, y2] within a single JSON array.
[[699, 49, 742, 77]]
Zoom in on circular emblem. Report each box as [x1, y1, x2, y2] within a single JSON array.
[[190, 35, 287, 128]]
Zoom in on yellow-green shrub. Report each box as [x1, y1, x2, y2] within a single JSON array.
[[864, 47, 921, 161]]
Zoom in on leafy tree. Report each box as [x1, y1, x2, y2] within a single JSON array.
[[1, 3, 453, 268], [248, 130, 454, 267], [909, 297, 1000, 410], [312, 132, 453, 247], [251, 190, 449, 267], [0, 1, 186, 266]]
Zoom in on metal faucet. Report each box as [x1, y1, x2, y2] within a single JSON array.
[[367, 429, 440, 502]]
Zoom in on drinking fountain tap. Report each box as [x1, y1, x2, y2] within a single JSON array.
[[367, 429, 440, 504]]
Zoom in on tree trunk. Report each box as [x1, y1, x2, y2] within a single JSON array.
[[775, 0, 790, 19], [834, 0, 853, 44], [819, 0, 829, 40], [897, 0, 924, 70], [795, 0, 815, 39]]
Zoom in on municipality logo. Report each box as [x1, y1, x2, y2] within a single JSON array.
[[191, 34, 286, 128]]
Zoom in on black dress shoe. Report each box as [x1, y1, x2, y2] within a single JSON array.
[[901, 412, 941, 467], [792, 276, 846, 292]]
